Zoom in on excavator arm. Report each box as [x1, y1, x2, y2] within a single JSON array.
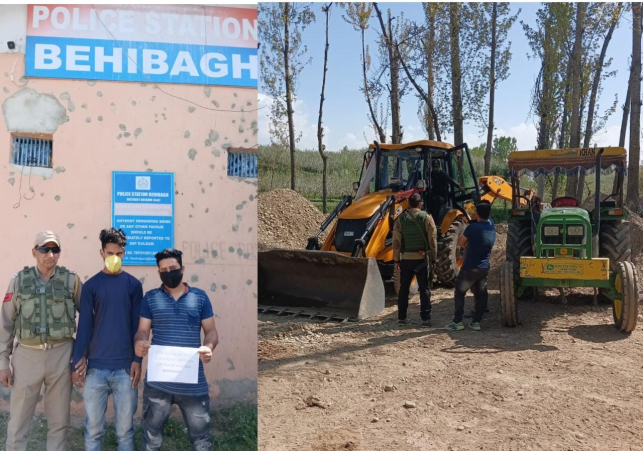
[[478, 175, 533, 206]]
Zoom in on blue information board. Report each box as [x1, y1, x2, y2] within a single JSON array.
[[112, 172, 174, 266]]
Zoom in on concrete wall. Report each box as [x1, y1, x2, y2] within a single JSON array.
[[0, 5, 257, 415]]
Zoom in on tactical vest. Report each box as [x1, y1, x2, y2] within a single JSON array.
[[14, 266, 76, 346], [400, 211, 429, 253]]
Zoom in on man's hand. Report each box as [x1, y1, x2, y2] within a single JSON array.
[[130, 362, 141, 388], [135, 340, 151, 357], [197, 346, 213, 364], [74, 357, 87, 377], [395, 262, 400, 272], [0, 368, 12, 388], [71, 371, 84, 389]]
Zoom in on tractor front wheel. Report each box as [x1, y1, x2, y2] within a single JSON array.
[[612, 261, 639, 333], [600, 220, 632, 303], [435, 218, 467, 286], [506, 220, 533, 299], [500, 262, 518, 327]]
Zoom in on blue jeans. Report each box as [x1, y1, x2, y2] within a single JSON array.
[[83, 368, 138, 451], [142, 383, 212, 451], [453, 268, 490, 324]]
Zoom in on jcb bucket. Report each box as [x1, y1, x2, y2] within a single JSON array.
[[258, 250, 385, 321]]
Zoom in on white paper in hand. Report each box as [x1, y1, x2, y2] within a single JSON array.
[[147, 345, 199, 384]]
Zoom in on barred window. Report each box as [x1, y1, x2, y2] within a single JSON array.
[[227, 148, 257, 178], [11, 135, 53, 168]]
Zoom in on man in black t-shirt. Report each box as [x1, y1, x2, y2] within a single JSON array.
[[429, 159, 464, 221]]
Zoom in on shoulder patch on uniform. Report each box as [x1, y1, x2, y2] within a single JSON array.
[[3, 293, 12, 303]]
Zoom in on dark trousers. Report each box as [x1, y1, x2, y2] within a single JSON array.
[[142, 384, 212, 451], [397, 259, 431, 321], [453, 268, 489, 323]]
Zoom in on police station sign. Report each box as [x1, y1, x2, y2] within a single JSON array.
[[25, 5, 257, 87]]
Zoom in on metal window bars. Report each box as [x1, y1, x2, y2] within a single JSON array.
[[11, 136, 53, 168], [227, 151, 257, 178]]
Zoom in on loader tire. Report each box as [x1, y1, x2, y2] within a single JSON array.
[[393, 265, 419, 296], [600, 220, 632, 303], [506, 220, 533, 299], [612, 261, 639, 333], [500, 262, 518, 327], [435, 218, 467, 287]]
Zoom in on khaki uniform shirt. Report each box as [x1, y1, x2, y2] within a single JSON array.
[[393, 208, 438, 263], [0, 266, 83, 370]]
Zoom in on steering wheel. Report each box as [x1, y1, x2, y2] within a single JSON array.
[[601, 192, 619, 203]]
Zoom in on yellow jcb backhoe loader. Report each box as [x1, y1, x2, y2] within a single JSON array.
[[258, 140, 531, 321]]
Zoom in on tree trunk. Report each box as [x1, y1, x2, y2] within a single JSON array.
[[558, 62, 572, 149], [450, 3, 464, 145], [426, 16, 437, 141], [389, 14, 402, 143], [615, 72, 631, 196], [283, 3, 297, 190], [318, 4, 331, 213], [620, 75, 632, 147], [566, 3, 585, 198], [537, 66, 550, 149], [484, 3, 497, 175], [361, 28, 385, 143], [584, 4, 621, 148], [374, 4, 402, 143], [627, 3, 642, 211]]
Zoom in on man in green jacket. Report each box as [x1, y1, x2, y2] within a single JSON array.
[[392, 193, 438, 326], [0, 230, 85, 451]]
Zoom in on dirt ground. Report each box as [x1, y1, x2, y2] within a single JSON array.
[[258, 190, 643, 450], [259, 287, 643, 451]]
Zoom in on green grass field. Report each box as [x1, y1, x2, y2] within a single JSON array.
[[259, 144, 640, 222], [0, 404, 257, 451]]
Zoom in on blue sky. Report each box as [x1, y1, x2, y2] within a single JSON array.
[[258, 2, 634, 152]]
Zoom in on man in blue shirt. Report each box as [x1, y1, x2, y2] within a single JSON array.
[[445, 201, 496, 331], [134, 249, 218, 451], [71, 228, 142, 451]]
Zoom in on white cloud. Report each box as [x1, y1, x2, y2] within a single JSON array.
[[590, 124, 621, 148], [257, 93, 330, 150], [257, 93, 272, 146], [336, 125, 380, 150]]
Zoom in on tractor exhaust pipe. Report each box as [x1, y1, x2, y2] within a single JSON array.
[[593, 147, 605, 257]]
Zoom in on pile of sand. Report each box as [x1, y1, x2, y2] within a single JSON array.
[[258, 189, 329, 251]]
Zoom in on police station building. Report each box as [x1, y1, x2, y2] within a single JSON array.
[[0, 4, 258, 414]]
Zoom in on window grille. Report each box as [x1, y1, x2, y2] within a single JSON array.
[[227, 151, 257, 178], [11, 136, 53, 168]]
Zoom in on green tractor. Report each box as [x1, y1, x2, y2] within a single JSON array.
[[501, 147, 639, 332]]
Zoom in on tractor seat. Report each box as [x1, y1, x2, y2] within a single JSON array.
[[551, 196, 580, 208]]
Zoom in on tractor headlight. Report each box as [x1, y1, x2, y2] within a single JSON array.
[[544, 226, 560, 236], [567, 226, 584, 236]]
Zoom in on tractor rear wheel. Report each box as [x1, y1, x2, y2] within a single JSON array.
[[506, 220, 533, 299], [435, 218, 467, 287], [500, 262, 518, 327], [393, 264, 419, 296], [612, 261, 639, 333], [600, 220, 632, 303]]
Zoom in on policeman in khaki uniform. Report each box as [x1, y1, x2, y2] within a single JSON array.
[[0, 230, 85, 451], [393, 193, 438, 327]]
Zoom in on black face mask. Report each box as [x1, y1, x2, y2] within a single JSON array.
[[160, 269, 183, 289]]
